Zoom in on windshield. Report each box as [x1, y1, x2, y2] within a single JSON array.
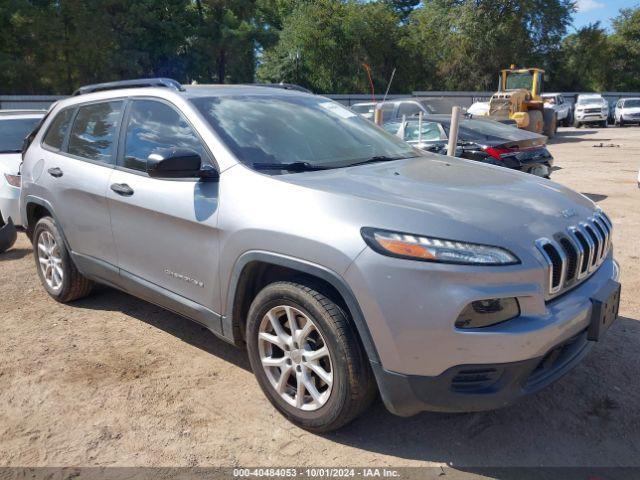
[[0, 117, 41, 152], [577, 97, 605, 106], [192, 95, 416, 170], [383, 121, 444, 142], [624, 99, 640, 108], [505, 72, 533, 90]]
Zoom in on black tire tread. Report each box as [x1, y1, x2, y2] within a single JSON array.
[[33, 217, 93, 303], [247, 281, 376, 432]]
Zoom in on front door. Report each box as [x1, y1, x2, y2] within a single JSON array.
[[106, 98, 222, 323]]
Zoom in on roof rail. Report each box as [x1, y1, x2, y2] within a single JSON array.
[[250, 83, 313, 94], [0, 109, 47, 115], [73, 78, 184, 96]]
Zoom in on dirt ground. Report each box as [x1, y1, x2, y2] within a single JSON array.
[[1, 126, 639, 472]]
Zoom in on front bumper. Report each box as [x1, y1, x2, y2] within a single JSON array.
[[575, 112, 607, 122], [346, 244, 619, 416], [373, 327, 593, 416]]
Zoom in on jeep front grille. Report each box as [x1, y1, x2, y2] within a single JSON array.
[[536, 212, 612, 296]]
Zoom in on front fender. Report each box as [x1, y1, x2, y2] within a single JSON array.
[[223, 250, 380, 364]]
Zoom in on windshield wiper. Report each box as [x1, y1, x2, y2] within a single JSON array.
[[251, 161, 332, 172], [347, 155, 417, 167], [0, 149, 23, 154]]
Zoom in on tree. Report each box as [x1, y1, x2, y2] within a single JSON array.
[[609, 7, 640, 91], [552, 23, 611, 91], [257, 0, 405, 93], [402, 0, 575, 91]]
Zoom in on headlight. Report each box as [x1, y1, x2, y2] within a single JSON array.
[[361, 228, 520, 265]]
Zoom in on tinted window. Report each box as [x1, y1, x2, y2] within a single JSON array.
[[624, 99, 640, 108], [43, 108, 74, 150], [191, 95, 416, 170], [68, 101, 122, 163], [123, 100, 207, 172], [0, 117, 41, 152], [397, 102, 421, 118]]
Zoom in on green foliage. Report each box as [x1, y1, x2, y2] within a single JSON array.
[[0, 0, 638, 94]]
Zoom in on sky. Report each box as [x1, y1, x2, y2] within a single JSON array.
[[572, 0, 638, 31]]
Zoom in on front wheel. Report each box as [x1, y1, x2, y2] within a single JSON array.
[[246, 281, 376, 432], [32, 217, 93, 302]]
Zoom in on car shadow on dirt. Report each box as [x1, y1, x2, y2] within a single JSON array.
[[581, 193, 608, 203], [73, 287, 251, 372], [323, 316, 640, 469], [0, 247, 32, 261]]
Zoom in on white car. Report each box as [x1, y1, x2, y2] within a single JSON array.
[[0, 110, 44, 252], [466, 101, 490, 116], [574, 94, 609, 128], [614, 97, 640, 127], [541, 93, 572, 126]]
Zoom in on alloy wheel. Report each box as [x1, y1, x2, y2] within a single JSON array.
[[258, 305, 333, 411], [37, 230, 63, 291]]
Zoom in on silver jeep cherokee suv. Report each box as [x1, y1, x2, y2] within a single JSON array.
[[21, 79, 621, 432]]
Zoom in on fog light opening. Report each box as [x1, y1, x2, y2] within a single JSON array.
[[455, 298, 520, 329]]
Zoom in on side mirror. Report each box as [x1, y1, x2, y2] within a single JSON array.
[[146, 148, 218, 180]]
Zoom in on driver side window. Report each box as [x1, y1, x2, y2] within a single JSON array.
[[122, 100, 208, 173]]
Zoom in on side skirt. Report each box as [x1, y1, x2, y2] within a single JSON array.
[[71, 252, 227, 341]]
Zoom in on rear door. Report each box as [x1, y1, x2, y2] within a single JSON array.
[[106, 98, 221, 316], [39, 101, 122, 268]]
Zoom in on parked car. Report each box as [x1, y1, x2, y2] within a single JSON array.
[[573, 94, 609, 128], [613, 97, 640, 127], [383, 115, 553, 178], [0, 110, 45, 252], [351, 97, 458, 122], [21, 78, 620, 432], [541, 93, 573, 127]]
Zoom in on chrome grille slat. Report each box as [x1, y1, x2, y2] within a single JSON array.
[[536, 212, 612, 296]]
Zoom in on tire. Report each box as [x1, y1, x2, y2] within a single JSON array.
[[543, 109, 557, 138], [619, 117, 625, 127], [32, 216, 93, 303], [0, 215, 17, 254], [246, 281, 376, 432], [573, 117, 582, 128], [600, 120, 608, 128], [525, 110, 544, 134]]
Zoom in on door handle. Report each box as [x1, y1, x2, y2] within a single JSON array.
[[47, 167, 63, 178], [110, 183, 134, 197]]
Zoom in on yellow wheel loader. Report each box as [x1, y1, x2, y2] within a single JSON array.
[[485, 66, 557, 138]]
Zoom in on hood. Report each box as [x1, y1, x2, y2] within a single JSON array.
[[622, 106, 640, 114], [279, 156, 597, 249], [0, 153, 22, 174]]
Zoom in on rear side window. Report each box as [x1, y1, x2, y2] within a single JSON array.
[[68, 101, 123, 164], [43, 108, 74, 151], [397, 102, 421, 118], [122, 100, 207, 172]]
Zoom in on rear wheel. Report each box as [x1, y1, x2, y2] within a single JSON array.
[[246, 281, 376, 432], [33, 217, 93, 302]]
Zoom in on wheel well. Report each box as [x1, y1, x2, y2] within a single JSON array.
[[232, 261, 351, 346], [25, 203, 52, 240]]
